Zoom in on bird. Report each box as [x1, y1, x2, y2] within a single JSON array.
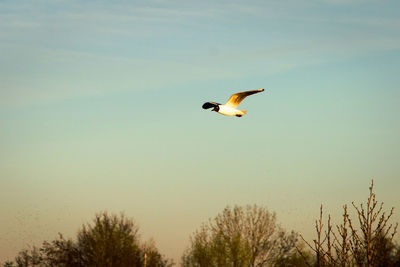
[[202, 89, 265, 117]]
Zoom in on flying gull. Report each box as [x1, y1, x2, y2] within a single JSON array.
[[202, 89, 264, 117]]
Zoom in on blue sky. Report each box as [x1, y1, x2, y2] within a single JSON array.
[[1, 0, 400, 263]]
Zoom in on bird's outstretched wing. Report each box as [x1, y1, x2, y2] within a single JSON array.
[[225, 89, 264, 108], [202, 102, 220, 109]]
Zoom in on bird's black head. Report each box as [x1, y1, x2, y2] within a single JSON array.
[[202, 102, 220, 112]]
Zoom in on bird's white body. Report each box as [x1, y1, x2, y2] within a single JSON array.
[[217, 105, 246, 117]]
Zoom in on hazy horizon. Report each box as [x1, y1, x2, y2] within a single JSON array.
[[1, 0, 400, 263]]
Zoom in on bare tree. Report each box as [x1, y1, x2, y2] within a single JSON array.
[[301, 180, 399, 267], [299, 205, 336, 267], [348, 180, 398, 266]]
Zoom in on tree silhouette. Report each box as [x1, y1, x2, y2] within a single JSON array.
[[9, 211, 172, 267], [182, 205, 305, 267], [77, 212, 142, 266]]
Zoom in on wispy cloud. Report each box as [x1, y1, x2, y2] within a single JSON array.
[[319, 0, 378, 4], [1, 0, 399, 107]]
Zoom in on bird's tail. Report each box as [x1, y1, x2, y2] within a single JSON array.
[[241, 110, 247, 115]]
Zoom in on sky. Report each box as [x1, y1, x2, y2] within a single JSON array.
[[1, 0, 400, 263]]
